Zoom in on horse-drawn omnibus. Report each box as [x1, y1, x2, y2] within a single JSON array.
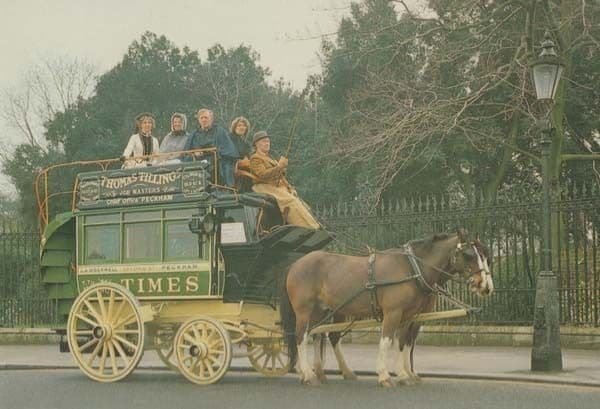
[[37, 149, 332, 384], [37, 149, 493, 387]]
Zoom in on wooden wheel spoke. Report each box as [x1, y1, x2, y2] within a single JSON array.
[[183, 333, 196, 345], [75, 312, 99, 328], [78, 337, 99, 353], [68, 284, 144, 382], [205, 359, 215, 377], [96, 290, 108, 320], [114, 334, 138, 351], [84, 339, 102, 365], [198, 359, 205, 378], [270, 355, 277, 370], [276, 355, 286, 367], [114, 312, 137, 329], [113, 329, 140, 335], [111, 298, 127, 326], [191, 325, 201, 343], [207, 338, 223, 349], [252, 350, 267, 361], [107, 290, 115, 322], [112, 339, 130, 367], [108, 340, 118, 373], [208, 355, 221, 367], [98, 344, 108, 374]]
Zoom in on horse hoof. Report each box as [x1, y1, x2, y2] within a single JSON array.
[[343, 372, 358, 381], [378, 378, 394, 388], [411, 375, 422, 383], [316, 372, 328, 383], [397, 377, 417, 386], [302, 376, 321, 386]]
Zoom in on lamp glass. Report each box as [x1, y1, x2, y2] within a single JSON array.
[[532, 63, 563, 100]]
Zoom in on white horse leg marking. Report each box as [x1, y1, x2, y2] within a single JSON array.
[[332, 339, 357, 380], [376, 336, 393, 386], [474, 246, 494, 295], [394, 343, 411, 383], [298, 333, 318, 384], [312, 334, 326, 382]]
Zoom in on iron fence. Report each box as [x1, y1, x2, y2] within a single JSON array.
[[0, 221, 58, 327], [315, 188, 600, 326], [1, 187, 600, 327]]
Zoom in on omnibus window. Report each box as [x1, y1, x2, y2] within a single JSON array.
[[85, 225, 120, 263], [124, 222, 161, 261], [165, 221, 200, 260]]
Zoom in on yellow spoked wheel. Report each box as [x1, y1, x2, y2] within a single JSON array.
[[154, 326, 178, 371], [247, 340, 290, 377], [174, 317, 232, 385], [67, 282, 144, 382]]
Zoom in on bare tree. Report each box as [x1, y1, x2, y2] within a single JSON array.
[[1, 55, 98, 152]]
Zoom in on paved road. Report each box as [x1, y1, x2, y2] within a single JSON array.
[[1, 369, 599, 409]]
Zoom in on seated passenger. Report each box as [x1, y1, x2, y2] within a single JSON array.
[[249, 131, 320, 229], [229, 116, 253, 192], [159, 112, 190, 163], [184, 108, 239, 187], [122, 113, 160, 168]]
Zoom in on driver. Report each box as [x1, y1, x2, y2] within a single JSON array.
[[249, 131, 320, 229]]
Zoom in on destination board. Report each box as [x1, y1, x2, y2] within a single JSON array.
[[76, 163, 210, 209]]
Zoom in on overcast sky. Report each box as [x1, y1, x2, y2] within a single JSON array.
[[0, 1, 427, 195], [0, 0, 359, 194]]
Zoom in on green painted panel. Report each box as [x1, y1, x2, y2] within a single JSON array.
[[42, 234, 74, 250], [57, 300, 72, 318], [77, 270, 211, 298], [42, 267, 72, 283], [47, 282, 77, 299], [41, 251, 72, 267]]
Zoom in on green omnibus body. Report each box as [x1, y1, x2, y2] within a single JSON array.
[[38, 158, 331, 383]]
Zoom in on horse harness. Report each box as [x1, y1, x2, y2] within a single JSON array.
[[306, 243, 478, 333], [365, 245, 436, 321]]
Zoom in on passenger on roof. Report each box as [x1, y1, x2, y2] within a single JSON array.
[[229, 116, 253, 192], [122, 113, 160, 168], [249, 131, 320, 229], [159, 112, 190, 163], [184, 108, 239, 187]]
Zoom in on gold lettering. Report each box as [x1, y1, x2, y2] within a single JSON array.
[[137, 278, 145, 293], [120, 278, 134, 290], [148, 278, 163, 293], [167, 277, 181, 293], [185, 276, 199, 292]]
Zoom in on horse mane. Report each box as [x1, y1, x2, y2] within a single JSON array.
[[408, 232, 454, 252]]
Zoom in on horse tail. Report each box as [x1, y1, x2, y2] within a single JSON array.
[[279, 268, 298, 369]]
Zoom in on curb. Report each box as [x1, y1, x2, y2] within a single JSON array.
[[2, 364, 599, 388]]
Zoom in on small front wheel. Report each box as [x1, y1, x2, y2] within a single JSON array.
[[174, 316, 232, 385]]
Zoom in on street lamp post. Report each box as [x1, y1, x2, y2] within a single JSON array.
[[530, 32, 564, 372]]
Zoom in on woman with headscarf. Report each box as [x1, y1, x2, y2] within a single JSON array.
[[122, 113, 160, 168], [229, 116, 253, 192], [160, 112, 190, 163]]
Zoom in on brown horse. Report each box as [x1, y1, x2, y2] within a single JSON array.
[[280, 230, 494, 387]]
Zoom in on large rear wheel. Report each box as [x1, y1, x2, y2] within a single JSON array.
[[174, 316, 232, 385], [67, 282, 144, 382]]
